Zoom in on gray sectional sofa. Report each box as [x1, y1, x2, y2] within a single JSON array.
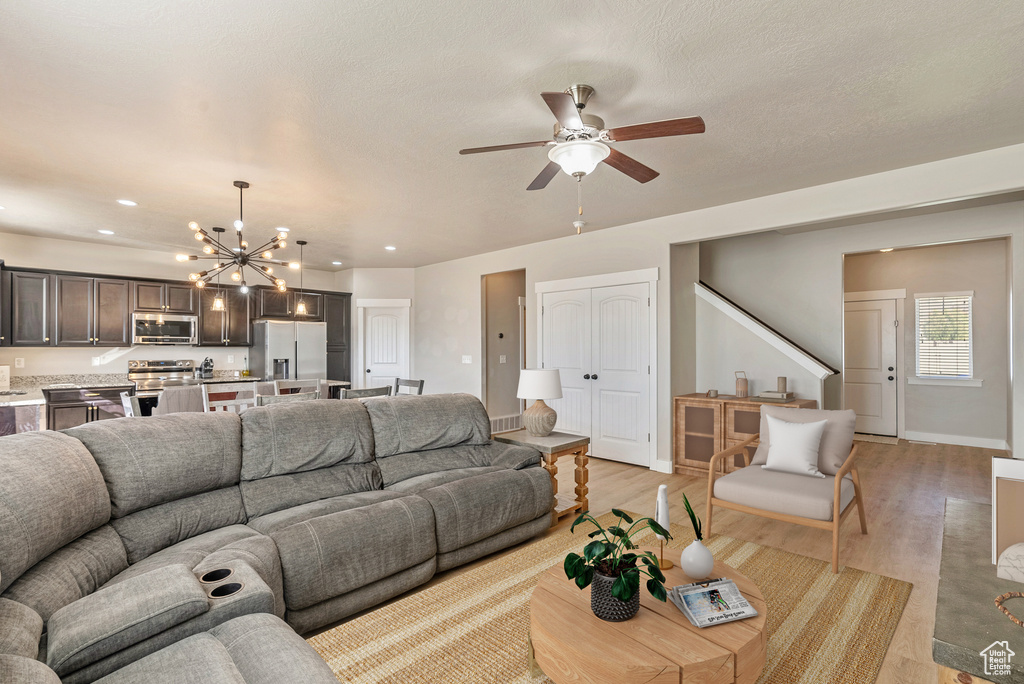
[[0, 394, 552, 683]]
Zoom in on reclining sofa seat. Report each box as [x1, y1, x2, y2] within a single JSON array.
[[365, 393, 553, 572]]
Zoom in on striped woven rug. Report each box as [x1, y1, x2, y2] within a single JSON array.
[[308, 511, 912, 683]]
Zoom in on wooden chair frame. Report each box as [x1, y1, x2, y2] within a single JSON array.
[[202, 382, 259, 413], [705, 434, 867, 573], [340, 386, 392, 400], [273, 379, 321, 396], [256, 391, 319, 406], [393, 378, 425, 395]]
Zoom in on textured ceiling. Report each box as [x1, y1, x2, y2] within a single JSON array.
[[0, 0, 1022, 270]]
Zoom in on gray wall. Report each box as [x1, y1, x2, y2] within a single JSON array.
[[670, 243, 699, 398], [844, 239, 1008, 442], [482, 269, 525, 418], [698, 201, 1023, 416]]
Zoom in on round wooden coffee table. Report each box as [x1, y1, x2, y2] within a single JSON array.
[[529, 547, 767, 684]]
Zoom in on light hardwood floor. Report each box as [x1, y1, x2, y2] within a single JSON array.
[[542, 440, 996, 684]]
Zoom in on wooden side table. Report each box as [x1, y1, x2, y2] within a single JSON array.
[[493, 430, 589, 526]]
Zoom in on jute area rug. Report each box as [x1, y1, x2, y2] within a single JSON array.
[[308, 511, 912, 684]]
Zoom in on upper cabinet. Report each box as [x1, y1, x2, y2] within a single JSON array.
[[10, 271, 53, 346], [198, 286, 252, 347], [257, 289, 322, 321], [133, 281, 196, 314], [54, 276, 131, 347]]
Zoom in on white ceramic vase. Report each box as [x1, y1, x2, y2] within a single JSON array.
[[680, 540, 715, 579]]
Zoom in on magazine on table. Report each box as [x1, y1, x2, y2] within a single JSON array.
[[668, 577, 758, 628]]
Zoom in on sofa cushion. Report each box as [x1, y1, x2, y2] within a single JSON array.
[[713, 466, 855, 522], [0, 655, 61, 684], [365, 393, 491, 458], [92, 614, 338, 684], [66, 412, 242, 518], [751, 406, 856, 476], [0, 598, 43, 659], [270, 495, 436, 611], [239, 400, 376, 480], [419, 468, 552, 554], [378, 442, 540, 488], [246, 490, 410, 535], [385, 466, 505, 493], [2, 525, 128, 622], [0, 431, 111, 593], [46, 564, 209, 676], [239, 462, 382, 520]]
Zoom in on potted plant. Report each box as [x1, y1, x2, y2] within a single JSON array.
[[563, 509, 672, 621], [679, 493, 715, 579]]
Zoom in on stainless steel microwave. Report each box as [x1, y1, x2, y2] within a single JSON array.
[[131, 313, 198, 345]]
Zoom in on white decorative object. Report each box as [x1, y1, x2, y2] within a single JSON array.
[[998, 543, 1024, 583], [548, 140, 610, 177], [517, 369, 563, 437], [680, 540, 715, 580], [761, 415, 828, 478], [654, 484, 673, 570]]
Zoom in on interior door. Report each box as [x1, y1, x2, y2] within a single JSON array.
[[362, 307, 408, 389], [590, 283, 650, 465], [542, 289, 592, 436], [844, 299, 898, 435]]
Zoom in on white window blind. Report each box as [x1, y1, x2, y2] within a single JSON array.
[[915, 293, 973, 378]]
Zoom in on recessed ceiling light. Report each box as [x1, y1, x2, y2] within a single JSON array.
[[116, 199, 137, 206], [879, 248, 894, 253], [385, 245, 397, 251], [332, 261, 343, 265], [276, 226, 289, 232], [98, 229, 115, 235], [0, 205, 6, 210]]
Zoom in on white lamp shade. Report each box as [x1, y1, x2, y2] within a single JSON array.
[[517, 369, 562, 401], [548, 140, 610, 177]]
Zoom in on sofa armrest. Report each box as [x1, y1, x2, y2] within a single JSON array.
[[0, 597, 44, 659], [486, 442, 542, 470], [0, 655, 61, 684], [46, 564, 209, 676]]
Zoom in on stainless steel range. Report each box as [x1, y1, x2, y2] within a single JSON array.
[[127, 359, 200, 398]]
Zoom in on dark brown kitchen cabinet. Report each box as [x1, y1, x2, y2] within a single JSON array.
[[324, 293, 351, 382], [133, 281, 196, 314], [10, 271, 53, 346], [55, 276, 131, 347], [258, 289, 322, 321], [43, 386, 133, 430], [198, 286, 252, 346]]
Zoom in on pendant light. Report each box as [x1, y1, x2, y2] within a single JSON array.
[[210, 227, 226, 312], [294, 240, 308, 316]]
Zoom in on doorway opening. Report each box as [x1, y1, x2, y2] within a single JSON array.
[[481, 270, 526, 433]]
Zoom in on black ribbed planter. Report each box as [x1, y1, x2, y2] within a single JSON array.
[[590, 571, 640, 622]]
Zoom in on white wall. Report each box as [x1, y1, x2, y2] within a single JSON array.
[[844, 239, 1009, 444], [414, 143, 1024, 467], [336, 268, 415, 387]]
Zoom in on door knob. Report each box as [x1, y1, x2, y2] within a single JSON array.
[[888, 366, 894, 371], [366, 369, 371, 373], [583, 374, 591, 380], [888, 376, 895, 381], [591, 374, 598, 380]]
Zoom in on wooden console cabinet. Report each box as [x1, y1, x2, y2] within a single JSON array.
[[673, 394, 817, 475]]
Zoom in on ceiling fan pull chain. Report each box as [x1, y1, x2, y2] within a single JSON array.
[[577, 175, 583, 217]]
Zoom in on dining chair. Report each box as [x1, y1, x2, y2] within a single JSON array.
[[119, 391, 142, 418], [256, 391, 320, 406], [274, 379, 321, 395], [151, 385, 206, 415], [202, 382, 259, 413], [340, 386, 392, 400], [393, 378, 425, 395]]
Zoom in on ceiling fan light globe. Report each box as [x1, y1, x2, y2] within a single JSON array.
[[548, 140, 610, 177]]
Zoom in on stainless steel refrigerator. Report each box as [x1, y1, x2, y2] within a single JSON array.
[[250, 320, 327, 380]]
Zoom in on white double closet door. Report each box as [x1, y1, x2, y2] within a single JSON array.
[[542, 282, 650, 466]]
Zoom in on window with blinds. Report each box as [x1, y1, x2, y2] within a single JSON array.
[[915, 293, 973, 378]]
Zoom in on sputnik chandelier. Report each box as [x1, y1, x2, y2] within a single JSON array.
[[175, 180, 290, 295]]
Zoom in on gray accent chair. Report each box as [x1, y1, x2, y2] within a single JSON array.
[[0, 393, 550, 682]]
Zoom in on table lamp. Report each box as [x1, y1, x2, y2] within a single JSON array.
[[517, 369, 562, 437]]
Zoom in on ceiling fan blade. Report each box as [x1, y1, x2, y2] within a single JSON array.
[[527, 161, 561, 191], [606, 116, 705, 142], [541, 92, 584, 129], [459, 141, 551, 155], [602, 148, 659, 183]]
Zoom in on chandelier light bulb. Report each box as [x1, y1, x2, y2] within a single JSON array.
[[277, 283, 287, 292], [264, 266, 273, 274], [188, 273, 200, 281], [288, 262, 300, 270], [231, 271, 241, 281], [278, 240, 287, 249], [295, 300, 307, 316], [278, 231, 288, 240], [239, 285, 249, 294], [175, 254, 190, 262], [234, 220, 243, 230], [202, 245, 214, 254], [261, 250, 273, 259], [194, 232, 206, 241], [188, 221, 199, 231], [211, 295, 225, 311], [274, 279, 285, 286], [548, 140, 611, 177], [195, 280, 205, 288]]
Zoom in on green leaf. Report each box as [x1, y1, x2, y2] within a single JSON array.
[[563, 553, 584, 579], [574, 566, 594, 589], [682, 493, 703, 541], [621, 553, 638, 566], [647, 564, 666, 583], [622, 537, 635, 550], [611, 572, 634, 602], [587, 529, 603, 538], [607, 525, 628, 538], [647, 578, 668, 602], [611, 508, 634, 524], [583, 540, 608, 564], [649, 519, 672, 540], [569, 511, 591, 534]]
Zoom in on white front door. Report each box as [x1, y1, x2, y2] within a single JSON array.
[[591, 283, 650, 465], [844, 299, 898, 435], [542, 289, 592, 436], [362, 306, 409, 390], [541, 283, 650, 465]]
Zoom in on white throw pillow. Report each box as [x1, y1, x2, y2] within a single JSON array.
[[761, 415, 827, 478]]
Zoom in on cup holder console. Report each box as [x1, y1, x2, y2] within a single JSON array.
[[209, 582, 244, 599], [199, 568, 233, 584]]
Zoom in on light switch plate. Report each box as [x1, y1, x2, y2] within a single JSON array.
[[0, 365, 9, 391], [14, 358, 24, 369], [227, 355, 234, 363], [461, 355, 472, 364], [499, 355, 507, 364]]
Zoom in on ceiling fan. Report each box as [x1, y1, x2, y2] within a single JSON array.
[[459, 84, 705, 190]]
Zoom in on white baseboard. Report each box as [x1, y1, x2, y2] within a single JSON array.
[[904, 430, 1009, 451], [652, 459, 673, 474]]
